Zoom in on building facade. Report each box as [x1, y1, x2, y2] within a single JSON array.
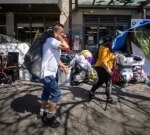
[[71, 0, 150, 52], [0, 0, 69, 43], [0, 0, 150, 48]]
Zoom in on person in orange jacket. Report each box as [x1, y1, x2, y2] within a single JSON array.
[[89, 34, 116, 104]]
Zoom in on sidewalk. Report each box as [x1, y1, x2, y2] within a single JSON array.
[[0, 81, 150, 135]]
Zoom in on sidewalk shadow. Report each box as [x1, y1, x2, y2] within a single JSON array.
[[111, 85, 150, 117], [10, 94, 41, 114], [69, 86, 89, 100]]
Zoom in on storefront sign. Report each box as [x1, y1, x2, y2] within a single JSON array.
[[73, 35, 80, 51]]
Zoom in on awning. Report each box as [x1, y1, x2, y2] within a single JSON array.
[[78, 0, 150, 8]]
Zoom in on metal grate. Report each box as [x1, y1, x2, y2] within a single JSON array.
[[84, 16, 99, 24]]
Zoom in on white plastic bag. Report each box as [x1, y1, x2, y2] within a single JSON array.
[[19, 69, 31, 81], [58, 69, 71, 85], [120, 68, 133, 82]]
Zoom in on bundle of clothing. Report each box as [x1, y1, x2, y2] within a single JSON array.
[[113, 65, 149, 84], [115, 53, 145, 66], [69, 50, 98, 86]]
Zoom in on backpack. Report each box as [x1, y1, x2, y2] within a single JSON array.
[[24, 29, 53, 80]]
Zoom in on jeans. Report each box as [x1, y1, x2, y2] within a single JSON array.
[[41, 76, 61, 103]]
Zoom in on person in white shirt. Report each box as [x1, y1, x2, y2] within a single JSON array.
[[40, 23, 69, 128]]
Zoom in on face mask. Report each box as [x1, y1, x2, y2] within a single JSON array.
[[99, 39, 103, 44]]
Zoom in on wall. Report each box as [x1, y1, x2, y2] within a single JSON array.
[[72, 11, 83, 48], [146, 9, 150, 16], [78, 8, 144, 19], [72, 11, 83, 34], [6, 12, 14, 37], [59, 0, 69, 33]]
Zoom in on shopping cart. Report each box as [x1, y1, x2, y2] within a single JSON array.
[[0, 52, 19, 84]]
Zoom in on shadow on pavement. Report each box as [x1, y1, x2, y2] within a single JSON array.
[[111, 85, 150, 117], [58, 86, 108, 135], [57, 99, 88, 135], [10, 94, 41, 114], [68, 86, 89, 100]]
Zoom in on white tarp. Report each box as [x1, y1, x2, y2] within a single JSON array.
[[0, 43, 31, 80], [131, 42, 150, 76], [0, 43, 29, 66]]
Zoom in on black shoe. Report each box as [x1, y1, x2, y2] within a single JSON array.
[[107, 98, 117, 105], [42, 116, 60, 128], [39, 111, 47, 119], [89, 91, 95, 100]]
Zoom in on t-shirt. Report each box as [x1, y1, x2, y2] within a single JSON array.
[[95, 45, 115, 70], [41, 37, 61, 78], [69, 54, 93, 72]]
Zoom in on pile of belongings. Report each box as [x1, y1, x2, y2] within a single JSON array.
[[115, 53, 145, 66], [112, 52, 150, 85]]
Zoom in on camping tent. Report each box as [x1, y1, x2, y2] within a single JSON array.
[[112, 19, 150, 76]]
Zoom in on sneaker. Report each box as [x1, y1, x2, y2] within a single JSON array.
[[89, 91, 95, 100], [42, 116, 60, 128], [107, 98, 117, 105]]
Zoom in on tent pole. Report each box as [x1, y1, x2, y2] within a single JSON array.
[[143, 9, 146, 19]]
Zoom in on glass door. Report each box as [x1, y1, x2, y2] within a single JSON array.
[[84, 26, 98, 51], [0, 14, 6, 35], [17, 23, 44, 43], [98, 25, 114, 44]]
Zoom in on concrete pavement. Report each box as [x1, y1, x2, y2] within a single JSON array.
[[0, 81, 150, 135]]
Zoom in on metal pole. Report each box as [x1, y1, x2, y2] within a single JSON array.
[[69, 0, 72, 49], [29, 16, 32, 44], [143, 9, 146, 19]]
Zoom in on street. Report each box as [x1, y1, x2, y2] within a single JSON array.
[[0, 81, 150, 135]]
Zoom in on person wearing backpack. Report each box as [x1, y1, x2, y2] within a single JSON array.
[[39, 23, 69, 128]]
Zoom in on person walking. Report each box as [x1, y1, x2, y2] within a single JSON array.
[[40, 23, 69, 128], [89, 35, 115, 104]]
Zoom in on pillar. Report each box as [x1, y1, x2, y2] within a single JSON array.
[[143, 9, 146, 19], [6, 12, 15, 37]]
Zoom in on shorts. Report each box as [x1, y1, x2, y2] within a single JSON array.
[[41, 76, 61, 103]]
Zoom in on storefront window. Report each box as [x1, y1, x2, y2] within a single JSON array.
[[84, 26, 98, 58], [0, 14, 6, 35], [15, 14, 58, 44], [0, 26, 6, 35], [98, 26, 114, 39], [83, 15, 130, 52], [17, 23, 44, 43]]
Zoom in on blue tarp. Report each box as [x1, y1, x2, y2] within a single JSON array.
[[112, 19, 150, 51]]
